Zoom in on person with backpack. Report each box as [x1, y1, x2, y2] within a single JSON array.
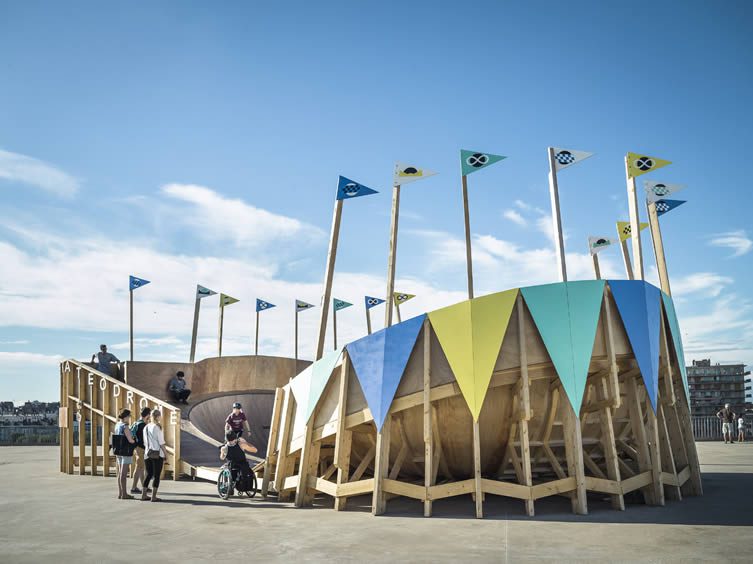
[[142, 409, 168, 502], [129, 407, 151, 495], [113, 409, 137, 500]]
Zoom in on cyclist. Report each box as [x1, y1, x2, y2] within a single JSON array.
[[220, 430, 258, 488], [224, 401, 251, 440]]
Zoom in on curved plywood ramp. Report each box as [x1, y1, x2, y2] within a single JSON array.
[[262, 280, 703, 518]]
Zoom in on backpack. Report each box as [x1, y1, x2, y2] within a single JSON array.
[[130, 420, 145, 447], [111, 423, 136, 456]]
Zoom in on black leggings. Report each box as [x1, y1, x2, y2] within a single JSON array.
[[144, 457, 164, 488]]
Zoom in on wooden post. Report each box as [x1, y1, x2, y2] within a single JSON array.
[[255, 311, 260, 356], [334, 353, 352, 511], [384, 186, 401, 328], [333, 306, 338, 350], [422, 319, 433, 517], [217, 304, 224, 358], [646, 407, 666, 506], [66, 369, 74, 474], [372, 416, 391, 515], [598, 373, 624, 510], [647, 200, 671, 295], [129, 289, 134, 361], [77, 371, 85, 475], [626, 375, 658, 505], [602, 288, 621, 409], [561, 396, 587, 515], [517, 295, 534, 516], [90, 376, 97, 476], [273, 389, 296, 501], [657, 403, 682, 501], [619, 239, 635, 280], [461, 174, 474, 299], [592, 253, 601, 280], [547, 147, 568, 282], [294, 309, 299, 362], [625, 156, 644, 280], [189, 297, 201, 363], [395, 303, 402, 324], [315, 199, 344, 361], [472, 419, 483, 518], [261, 387, 285, 498], [366, 307, 372, 335]]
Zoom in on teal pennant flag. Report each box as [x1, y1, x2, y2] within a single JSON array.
[[460, 149, 506, 176]]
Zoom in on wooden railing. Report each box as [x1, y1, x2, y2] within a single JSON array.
[[59, 359, 181, 479]]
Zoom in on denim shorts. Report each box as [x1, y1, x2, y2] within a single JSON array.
[[116, 455, 133, 465]]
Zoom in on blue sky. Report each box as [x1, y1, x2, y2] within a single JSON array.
[[1, 0, 752, 402]]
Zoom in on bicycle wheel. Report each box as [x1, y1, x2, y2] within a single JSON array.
[[247, 472, 257, 498], [217, 468, 232, 500]]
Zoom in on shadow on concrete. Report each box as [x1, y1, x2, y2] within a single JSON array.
[[319, 471, 753, 526]]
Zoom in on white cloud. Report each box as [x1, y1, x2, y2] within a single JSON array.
[[0, 351, 62, 365], [672, 272, 733, 298], [160, 183, 324, 248], [0, 149, 80, 197], [502, 209, 527, 226], [708, 230, 752, 257], [110, 336, 184, 350], [0, 340, 30, 345]]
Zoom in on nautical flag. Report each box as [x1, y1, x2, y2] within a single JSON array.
[[220, 293, 239, 307], [296, 299, 315, 312], [393, 162, 437, 186], [365, 296, 386, 310], [129, 275, 150, 291], [616, 221, 649, 242], [393, 292, 416, 305], [256, 299, 275, 312], [627, 152, 671, 178], [654, 199, 686, 217], [644, 180, 685, 203], [336, 175, 379, 200], [551, 147, 593, 171], [196, 285, 217, 299], [460, 149, 506, 176], [588, 236, 616, 255], [333, 298, 353, 312]]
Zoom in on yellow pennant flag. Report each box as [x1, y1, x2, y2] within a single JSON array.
[[616, 221, 649, 242], [626, 152, 671, 178], [220, 293, 239, 307], [393, 292, 416, 305]]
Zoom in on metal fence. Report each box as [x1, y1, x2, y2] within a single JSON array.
[[692, 416, 750, 441], [0, 426, 60, 446]]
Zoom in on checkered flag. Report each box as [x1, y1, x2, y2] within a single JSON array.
[[551, 147, 593, 171]]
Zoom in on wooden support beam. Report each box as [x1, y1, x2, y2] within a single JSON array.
[[657, 402, 682, 501], [334, 354, 352, 511], [372, 416, 391, 515], [261, 387, 285, 498], [561, 397, 587, 515], [431, 405, 452, 481], [646, 405, 666, 506], [422, 319, 433, 517], [273, 389, 296, 501], [597, 374, 624, 510], [77, 371, 85, 475], [472, 419, 483, 518], [350, 442, 376, 482], [625, 375, 658, 505], [602, 288, 622, 409]]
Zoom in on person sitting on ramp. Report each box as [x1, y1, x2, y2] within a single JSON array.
[[219, 430, 258, 487], [225, 402, 251, 440]]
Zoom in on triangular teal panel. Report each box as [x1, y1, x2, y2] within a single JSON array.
[[608, 280, 660, 412], [521, 282, 604, 414], [305, 347, 344, 421], [566, 280, 606, 412], [346, 314, 426, 430], [662, 292, 690, 405]]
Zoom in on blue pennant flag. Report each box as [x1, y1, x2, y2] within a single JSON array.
[[333, 298, 353, 312], [365, 296, 386, 310], [336, 176, 379, 200], [256, 299, 276, 312], [654, 199, 686, 217], [129, 275, 150, 291]]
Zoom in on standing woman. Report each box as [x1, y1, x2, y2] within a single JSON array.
[[114, 409, 136, 500], [142, 409, 168, 502]]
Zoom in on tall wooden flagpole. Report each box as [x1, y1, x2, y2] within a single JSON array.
[[547, 147, 568, 282], [365, 307, 372, 335], [625, 156, 644, 280], [294, 307, 299, 361], [189, 296, 201, 363], [255, 311, 260, 356], [592, 253, 601, 280], [333, 306, 338, 350], [619, 238, 635, 280], [384, 185, 401, 328], [218, 303, 225, 358], [129, 289, 134, 361], [316, 199, 343, 360], [647, 201, 671, 295], [461, 175, 474, 298]]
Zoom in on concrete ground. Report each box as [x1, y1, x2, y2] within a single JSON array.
[[0, 443, 751, 563]]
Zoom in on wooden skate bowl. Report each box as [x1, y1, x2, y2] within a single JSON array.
[[265, 280, 702, 517]]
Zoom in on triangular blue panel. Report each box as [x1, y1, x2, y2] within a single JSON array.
[[608, 280, 660, 412], [346, 314, 425, 430], [661, 292, 690, 405], [336, 175, 379, 200]]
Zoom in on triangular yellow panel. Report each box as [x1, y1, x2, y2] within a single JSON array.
[[428, 300, 474, 412], [626, 152, 672, 178], [429, 289, 518, 420]]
